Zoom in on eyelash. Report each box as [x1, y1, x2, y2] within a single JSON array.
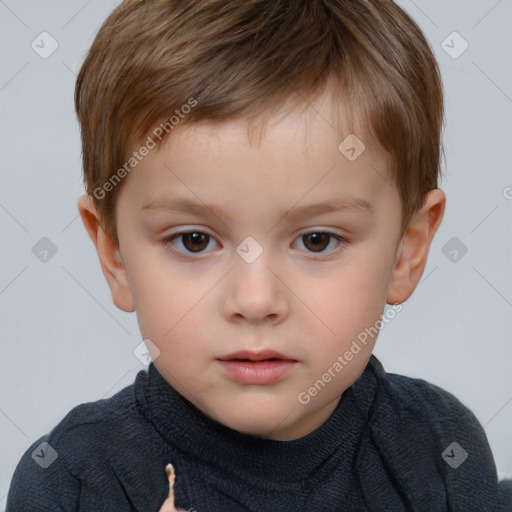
[[161, 229, 347, 260]]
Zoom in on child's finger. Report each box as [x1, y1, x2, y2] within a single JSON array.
[[159, 495, 177, 512], [166, 463, 176, 494], [158, 463, 184, 512]]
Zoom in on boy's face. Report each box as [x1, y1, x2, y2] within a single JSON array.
[[82, 96, 443, 440]]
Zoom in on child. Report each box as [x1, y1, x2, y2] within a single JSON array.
[[7, 0, 511, 510]]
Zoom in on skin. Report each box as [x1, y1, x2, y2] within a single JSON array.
[[78, 93, 445, 511]]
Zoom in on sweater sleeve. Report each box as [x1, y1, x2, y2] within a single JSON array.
[[498, 479, 512, 510], [6, 434, 81, 511], [417, 379, 512, 511], [375, 371, 512, 511]]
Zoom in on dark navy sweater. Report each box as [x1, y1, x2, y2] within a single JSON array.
[[6, 356, 512, 511]]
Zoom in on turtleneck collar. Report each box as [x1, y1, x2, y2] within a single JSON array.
[[135, 355, 382, 485]]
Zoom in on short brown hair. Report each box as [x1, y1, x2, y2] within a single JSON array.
[[75, 0, 443, 245]]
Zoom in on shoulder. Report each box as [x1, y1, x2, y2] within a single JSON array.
[[40, 374, 144, 468], [378, 362, 477, 421], [6, 370, 156, 511], [363, 356, 512, 511], [365, 355, 484, 430], [368, 357, 492, 463]]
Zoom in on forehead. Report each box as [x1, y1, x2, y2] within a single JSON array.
[[119, 95, 396, 222], [162, 91, 378, 154]]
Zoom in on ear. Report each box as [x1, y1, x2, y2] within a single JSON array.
[[77, 195, 135, 312], [387, 189, 445, 304]]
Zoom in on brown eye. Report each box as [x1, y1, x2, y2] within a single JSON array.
[[302, 232, 331, 252], [163, 231, 218, 255], [294, 231, 344, 256], [181, 232, 210, 252]]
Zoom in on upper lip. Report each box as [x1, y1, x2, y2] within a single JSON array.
[[217, 350, 296, 361]]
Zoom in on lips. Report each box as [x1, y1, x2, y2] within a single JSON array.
[[218, 350, 294, 362], [216, 350, 298, 385]]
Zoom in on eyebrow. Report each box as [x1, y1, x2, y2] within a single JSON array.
[[142, 195, 373, 221]]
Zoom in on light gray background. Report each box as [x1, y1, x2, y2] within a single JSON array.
[[1, 0, 511, 507]]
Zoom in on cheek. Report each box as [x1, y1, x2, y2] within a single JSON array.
[[127, 253, 225, 374], [299, 247, 397, 366], [127, 251, 201, 338]]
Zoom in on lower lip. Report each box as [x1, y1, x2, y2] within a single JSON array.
[[216, 359, 297, 385]]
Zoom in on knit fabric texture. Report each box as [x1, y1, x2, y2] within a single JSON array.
[[6, 355, 512, 511]]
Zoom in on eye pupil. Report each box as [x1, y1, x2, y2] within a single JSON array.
[[304, 233, 329, 252], [184, 232, 209, 252]]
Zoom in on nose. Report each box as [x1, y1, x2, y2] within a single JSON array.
[[222, 250, 290, 324]]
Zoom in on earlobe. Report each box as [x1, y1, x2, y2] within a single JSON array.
[[77, 195, 135, 312], [386, 189, 445, 305]]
